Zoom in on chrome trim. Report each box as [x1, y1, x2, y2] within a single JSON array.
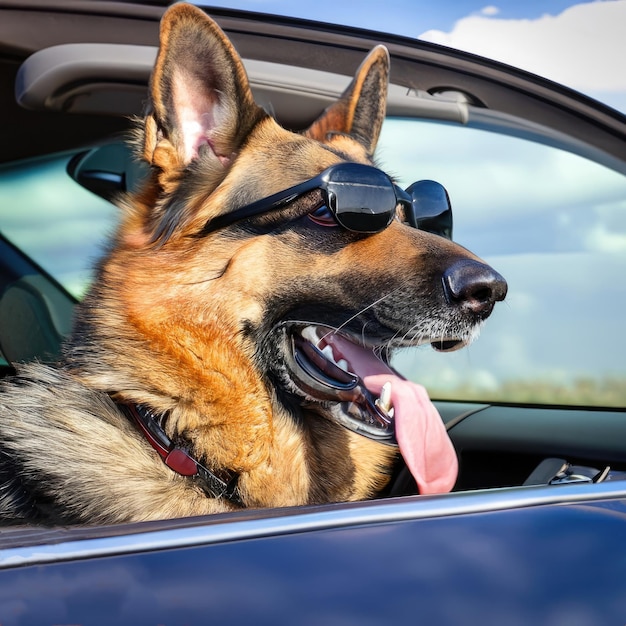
[[2, 481, 625, 569]]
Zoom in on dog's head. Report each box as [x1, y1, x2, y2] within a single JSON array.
[[89, 4, 506, 496]]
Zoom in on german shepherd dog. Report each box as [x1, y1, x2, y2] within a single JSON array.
[[0, 4, 506, 525]]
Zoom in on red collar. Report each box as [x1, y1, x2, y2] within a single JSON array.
[[118, 402, 242, 506]]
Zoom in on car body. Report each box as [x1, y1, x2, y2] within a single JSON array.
[[1, 1, 625, 623]]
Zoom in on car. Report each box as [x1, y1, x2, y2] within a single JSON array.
[[1, 0, 625, 623]]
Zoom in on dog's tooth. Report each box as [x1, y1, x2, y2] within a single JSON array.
[[321, 345, 335, 362], [301, 326, 320, 345], [380, 381, 392, 408], [376, 381, 393, 414], [336, 358, 349, 372]]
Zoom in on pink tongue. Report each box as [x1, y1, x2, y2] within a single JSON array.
[[363, 374, 458, 494], [325, 335, 458, 494]]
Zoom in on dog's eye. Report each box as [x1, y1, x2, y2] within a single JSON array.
[[308, 204, 338, 228]]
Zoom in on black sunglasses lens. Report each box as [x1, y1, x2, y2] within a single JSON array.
[[324, 164, 398, 233], [333, 207, 395, 233], [404, 180, 453, 239]]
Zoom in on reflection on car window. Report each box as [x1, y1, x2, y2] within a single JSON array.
[[0, 153, 118, 298], [378, 117, 626, 408]]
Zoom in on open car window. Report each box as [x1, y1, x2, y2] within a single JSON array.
[[380, 117, 626, 408], [1, 116, 625, 409]]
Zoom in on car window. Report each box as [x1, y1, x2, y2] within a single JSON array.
[[378, 117, 626, 408], [2, 121, 625, 409], [0, 153, 118, 299]]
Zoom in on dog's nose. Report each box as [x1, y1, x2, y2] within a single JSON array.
[[442, 259, 507, 318]]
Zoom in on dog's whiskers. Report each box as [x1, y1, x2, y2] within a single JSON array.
[[318, 283, 408, 346]]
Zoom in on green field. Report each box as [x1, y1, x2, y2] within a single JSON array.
[[428, 377, 626, 408]]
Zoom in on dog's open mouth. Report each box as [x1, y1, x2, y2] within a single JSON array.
[[278, 322, 466, 444], [285, 323, 397, 443], [277, 321, 460, 494]]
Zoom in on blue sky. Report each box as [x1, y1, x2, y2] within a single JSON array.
[[202, 0, 582, 35]]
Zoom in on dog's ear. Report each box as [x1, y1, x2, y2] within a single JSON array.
[[304, 45, 389, 156], [143, 3, 265, 182]]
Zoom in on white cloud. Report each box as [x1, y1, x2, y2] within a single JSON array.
[[379, 118, 626, 227], [480, 6, 500, 17], [585, 222, 626, 252], [419, 1, 626, 93]]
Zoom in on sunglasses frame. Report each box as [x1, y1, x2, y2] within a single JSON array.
[[201, 162, 453, 239]]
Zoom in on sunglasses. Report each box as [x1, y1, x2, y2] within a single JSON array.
[[202, 162, 453, 238]]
